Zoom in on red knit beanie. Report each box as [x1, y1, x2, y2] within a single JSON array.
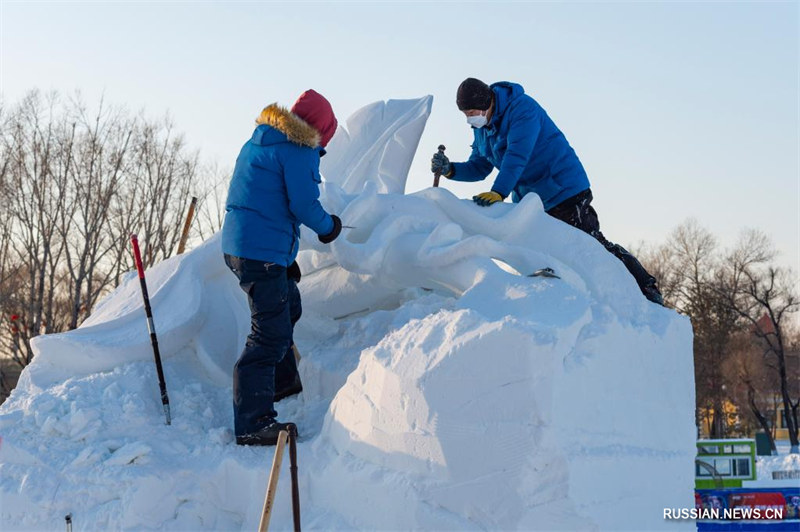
[[290, 89, 338, 148]]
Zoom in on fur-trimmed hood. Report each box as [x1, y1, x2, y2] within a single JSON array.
[[255, 104, 321, 148]]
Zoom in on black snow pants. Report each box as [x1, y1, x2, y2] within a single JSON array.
[[545, 189, 662, 303], [223, 254, 302, 437]]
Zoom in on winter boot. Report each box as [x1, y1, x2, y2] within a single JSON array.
[[236, 421, 297, 446], [642, 282, 664, 306], [274, 375, 303, 402]]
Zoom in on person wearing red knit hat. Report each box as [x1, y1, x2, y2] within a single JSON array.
[[222, 89, 343, 446], [290, 89, 338, 149]]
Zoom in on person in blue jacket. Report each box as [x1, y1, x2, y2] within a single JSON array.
[[222, 89, 342, 446], [432, 78, 663, 305]]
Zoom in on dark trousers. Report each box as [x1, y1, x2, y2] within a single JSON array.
[[546, 189, 658, 294], [224, 254, 302, 436]]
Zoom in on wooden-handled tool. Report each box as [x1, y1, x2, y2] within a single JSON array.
[[433, 145, 446, 188], [258, 426, 302, 531], [258, 430, 289, 532]]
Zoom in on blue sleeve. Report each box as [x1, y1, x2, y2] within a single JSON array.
[[490, 102, 539, 198], [450, 145, 494, 183], [281, 147, 335, 236]]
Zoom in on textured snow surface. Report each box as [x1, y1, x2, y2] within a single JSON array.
[[0, 96, 695, 531]]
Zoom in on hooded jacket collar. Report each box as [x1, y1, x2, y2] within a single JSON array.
[[489, 82, 525, 127], [253, 104, 321, 148]]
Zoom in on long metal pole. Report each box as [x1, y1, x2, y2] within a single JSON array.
[[131, 234, 171, 425]]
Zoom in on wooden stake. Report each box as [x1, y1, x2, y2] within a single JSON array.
[[177, 196, 198, 255], [258, 430, 290, 532], [291, 344, 301, 364]]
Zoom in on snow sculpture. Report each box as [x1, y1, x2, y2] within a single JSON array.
[[321, 95, 432, 195], [0, 95, 695, 531]]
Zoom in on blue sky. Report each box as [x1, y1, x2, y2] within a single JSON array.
[[2, 1, 798, 270]]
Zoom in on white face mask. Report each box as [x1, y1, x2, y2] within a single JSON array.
[[466, 113, 488, 128]]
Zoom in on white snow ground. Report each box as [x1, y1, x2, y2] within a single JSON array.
[[757, 452, 800, 481], [0, 96, 696, 531]]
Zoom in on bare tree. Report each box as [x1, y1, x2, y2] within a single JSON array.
[[0, 101, 21, 395], [193, 162, 230, 241], [2, 91, 72, 364], [652, 220, 740, 438], [0, 101, 14, 309], [716, 230, 800, 452], [128, 115, 198, 267], [0, 90, 214, 401], [724, 332, 781, 453], [60, 95, 135, 329], [637, 241, 683, 306], [642, 221, 800, 447]]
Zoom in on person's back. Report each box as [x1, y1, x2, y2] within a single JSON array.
[[223, 103, 334, 267], [493, 83, 589, 207], [222, 90, 343, 446]]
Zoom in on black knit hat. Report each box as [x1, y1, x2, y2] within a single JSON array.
[[456, 78, 493, 111]]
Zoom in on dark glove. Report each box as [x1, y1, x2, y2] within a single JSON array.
[[473, 191, 505, 207], [318, 214, 342, 244], [431, 151, 453, 178], [287, 261, 302, 283]]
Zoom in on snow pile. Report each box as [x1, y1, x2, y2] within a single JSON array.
[[757, 454, 800, 481], [0, 96, 695, 531]]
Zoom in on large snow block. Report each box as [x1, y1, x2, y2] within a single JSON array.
[[310, 293, 695, 531]]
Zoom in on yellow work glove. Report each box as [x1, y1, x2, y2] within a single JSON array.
[[472, 191, 504, 207]]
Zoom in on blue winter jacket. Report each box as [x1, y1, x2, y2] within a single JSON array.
[[221, 105, 335, 265], [450, 82, 590, 210]]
